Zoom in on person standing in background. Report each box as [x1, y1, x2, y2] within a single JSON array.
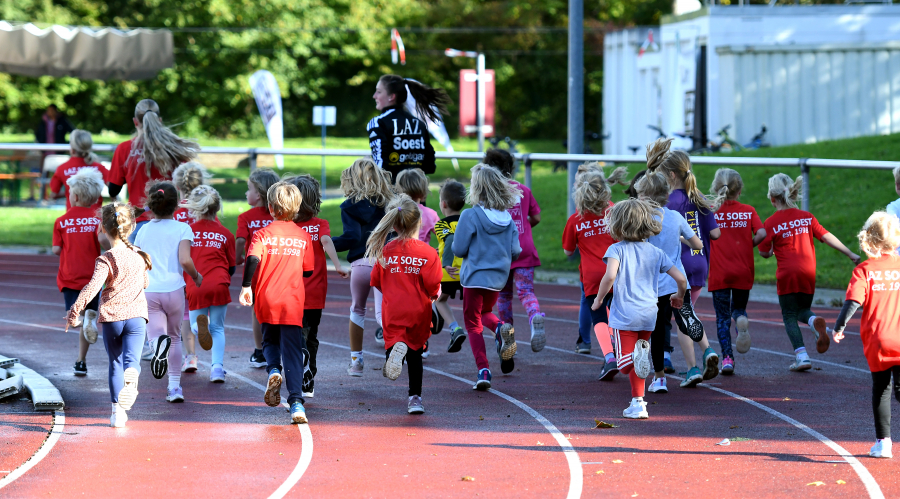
[[33, 104, 74, 201]]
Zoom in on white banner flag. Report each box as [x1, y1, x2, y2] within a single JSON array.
[[249, 70, 285, 169]]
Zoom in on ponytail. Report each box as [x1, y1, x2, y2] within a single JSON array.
[[365, 195, 421, 266], [573, 163, 630, 217], [767, 173, 803, 209], [101, 202, 152, 270], [185, 185, 222, 221], [644, 138, 713, 212], [69, 129, 100, 165], [134, 110, 200, 177], [379, 75, 451, 124], [709, 168, 743, 211]]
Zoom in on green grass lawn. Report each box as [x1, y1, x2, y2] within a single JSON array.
[[2, 132, 898, 289]]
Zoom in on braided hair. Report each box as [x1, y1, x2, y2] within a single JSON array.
[[100, 202, 152, 270]]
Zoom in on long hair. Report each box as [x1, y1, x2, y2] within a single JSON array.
[[859, 211, 900, 258], [466, 163, 521, 211], [365, 194, 422, 266], [100, 202, 152, 270], [573, 163, 629, 217], [645, 138, 713, 212], [606, 198, 662, 242], [69, 129, 100, 165], [767, 173, 803, 209], [172, 162, 212, 199], [379, 75, 452, 124], [284, 174, 322, 223], [132, 99, 200, 177], [709, 168, 744, 211], [340, 158, 395, 207], [185, 185, 222, 221], [66, 167, 105, 207]]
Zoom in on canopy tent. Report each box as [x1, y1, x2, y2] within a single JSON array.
[[0, 22, 173, 80]]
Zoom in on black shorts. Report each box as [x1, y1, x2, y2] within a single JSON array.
[[62, 288, 99, 312], [440, 281, 463, 300]]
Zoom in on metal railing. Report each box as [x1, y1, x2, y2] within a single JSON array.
[[3, 142, 899, 212]]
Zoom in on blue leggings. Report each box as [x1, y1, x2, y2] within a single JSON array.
[[189, 305, 228, 367], [711, 288, 750, 359], [102, 318, 146, 403], [578, 283, 612, 346]]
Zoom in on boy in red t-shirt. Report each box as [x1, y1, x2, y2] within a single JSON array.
[[286, 174, 348, 398], [51, 168, 105, 376], [235, 169, 281, 369], [758, 173, 859, 371], [708, 169, 766, 374], [368, 195, 443, 415], [833, 212, 900, 458], [239, 182, 315, 425]]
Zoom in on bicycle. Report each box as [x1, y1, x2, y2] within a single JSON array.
[[743, 125, 770, 149]]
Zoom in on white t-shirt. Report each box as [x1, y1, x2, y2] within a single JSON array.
[[135, 219, 194, 293]]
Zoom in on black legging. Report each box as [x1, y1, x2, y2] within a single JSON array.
[[385, 344, 424, 396], [302, 309, 322, 378], [872, 366, 900, 439], [652, 291, 692, 374]]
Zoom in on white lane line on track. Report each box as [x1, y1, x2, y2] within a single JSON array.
[[0, 410, 66, 491], [749, 347, 871, 374]]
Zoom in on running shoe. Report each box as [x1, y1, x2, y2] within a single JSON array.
[[209, 365, 226, 383], [597, 360, 618, 381], [497, 323, 516, 361], [149, 335, 171, 379], [347, 356, 364, 377], [474, 368, 492, 391], [118, 367, 140, 410], [384, 341, 408, 380], [265, 369, 283, 407], [73, 360, 87, 377], [870, 438, 893, 458], [431, 308, 444, 335], [303, 388, 315, 399], [249, 349, 266, 368], [141, 340, 153, 361], [110, 403, 127, 428], [182, 354, 198, 373], [813, 317, 830, 354], [623, 398, 648, 419], [408, 395, 425, 415], [701, 347, 719, 380], [530, 314, 546, 352], [301, 352, 314, 394], [166, 386, 184, 403], [375, 327, 385, 346], [496, 335, 515, 374], [422, 340, 430, 359], [291, 401, 308, 424], [735, 315, 751, 354], [790, 356, 812, 372], [648, 377, 668, 393], [197, 314, 212, 351], [83, 310, 99, 344], [447, 327, 467, 353], [680, 366, 703, 388], [676, 300, 704, 342], [633, 339, 652, 379], [721, 356, 734, 375], [575, 340, 591, 355], [663, 357, 675, 374]]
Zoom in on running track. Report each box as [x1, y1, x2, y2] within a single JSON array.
[[0, 253, 896, 498]]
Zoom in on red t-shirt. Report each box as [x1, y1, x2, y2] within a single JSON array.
[[708, 200, 764, 291], [758, 208, 829, 295], [108, 139, 170, 223], [562, 205, 616, 296], [174, 200, 218, 226], [52, 206, 102, 291], [247, 221, 315, 325], [49, 157, 107, 212], [185, 219, 236, 310], [846, 255, 900, 372], [296, 217, 331, 310], [237, 207, 273, 256], [370, 239, 443, 351]]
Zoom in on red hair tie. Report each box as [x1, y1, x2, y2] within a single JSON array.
[[157, 189, 164, 193]]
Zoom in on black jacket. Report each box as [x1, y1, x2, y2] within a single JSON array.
[[367, 105, 436, 179], [331, 198, 387, 263], [35, 115, 74, 144]]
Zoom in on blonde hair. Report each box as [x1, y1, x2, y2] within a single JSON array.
[[69, 130, 99, 165], [710, 168, 744, 211], [893, 166, 900, 184], [635, 171, 671, 207], [284, 174, 322, 222], [267, 181, 302, 221], [606, 198, 662, 242], [645, 138, 713, 212], [767, 173, 803, 209], [100, 202, 152, 270], [132, 99, 200, 177], [185, 185, 221, 221], [859, 211, 900, 258], [66, 167, 104, 207], [395, 168, 430, 201], [340, 158, 394, 206], [466, 163, 521, 210], [172, 162, 211, 199], [248, 169, 281, 211], [573, 163, 628, 216], [365, 194, 422, 266]]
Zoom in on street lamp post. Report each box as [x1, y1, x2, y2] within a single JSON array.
[[446, 48, 486, 152]]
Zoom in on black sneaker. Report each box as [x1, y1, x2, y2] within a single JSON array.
[[676, 299, 705, 342], [375, 327, 385, 346], [597, 360, 618, 381], [430, 308, 445, 335], [150, 335, 171, 380], [73, 361, 87, 376], [249, 349, 266, 369], [496, 336, 515, 374], [447, 327, 467, 353]]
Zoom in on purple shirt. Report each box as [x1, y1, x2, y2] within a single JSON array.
[[508, 181, 541, 268], [666, 189, 719, 287]]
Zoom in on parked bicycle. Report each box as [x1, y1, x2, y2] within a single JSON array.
[[744, 125, 770, 149]]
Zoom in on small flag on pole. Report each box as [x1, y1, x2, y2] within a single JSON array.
[[391, 29, 406, 65]]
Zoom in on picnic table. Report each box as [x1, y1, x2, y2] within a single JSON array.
[[0, 152, 41, 205]]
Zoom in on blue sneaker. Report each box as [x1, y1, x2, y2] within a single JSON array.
[[290, 401, 308, 424], [663, 357, 675, 374], [474, 368, 492, 391]]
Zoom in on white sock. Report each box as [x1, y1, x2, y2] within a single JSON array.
[[350, 351, 362, 362], [807, 316, 818, 329], [663, 351, 671, 360], [168, 374, 181, 390], [632, 397, 644, 403], [796, 350, 810, 362]]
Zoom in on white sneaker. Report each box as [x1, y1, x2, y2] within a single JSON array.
[[632, 340, 651, 379], [302, 389, 314, 399], [870, 438, 893, 458], [623, 397, 648, 419], [648, 377, 668, 393], [117, 367, 140, 411], [110, 403, 127, 428], [790, 352, 812, 372], [735, 315, 751, 354], [347, 356, 364, 377], [83, 310, 99, 344], [530, 314, 546, 352], [384, 342, 407, 381]]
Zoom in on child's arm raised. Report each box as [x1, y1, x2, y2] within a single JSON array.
[[820, 233, 862, 264], [591, 259, 618, 310], [320, 235, 349, 278]]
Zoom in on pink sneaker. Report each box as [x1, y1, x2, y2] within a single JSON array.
[[181, 354, 198, 373], [721, 356, 735, 375]]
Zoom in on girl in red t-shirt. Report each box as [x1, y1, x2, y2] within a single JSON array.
[[50, 129, 107, 212], [759, 173, 859, 371], [708, 169, 766, 374], [833, 212, 900, 458], [367, 195, 443, 415]]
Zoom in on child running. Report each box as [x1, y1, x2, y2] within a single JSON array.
[[707, 168, 766, 373], [236, 169, 281, 369], [239, 181, 315, 424], [484, 148, 547, 352], [285, 174, 349, 398], [332, 158, 394, 376], [434, 180, 468, 353], [592, 199, 687, 419], [833, 212, 900, 458], [134, 182, 203, 402], [452, 164, 522, 389], [66, 203, 152, 428], [52, 168, 105, 376], [758, 173, 860, 371], [367, 195, 443, 414], [183, 185, 235, 383], [49, 130, 106, 211]]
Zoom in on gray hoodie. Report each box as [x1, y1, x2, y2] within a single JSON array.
[[452, 205, 521, 291]]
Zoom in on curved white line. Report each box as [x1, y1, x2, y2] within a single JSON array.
[[0, 409, 65, 490]]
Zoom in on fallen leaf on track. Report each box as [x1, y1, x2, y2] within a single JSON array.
[[836, 480, 846, 485], [461, 476, 475, 482], [729, 425, 740, 429], [595, 470, 605, 474], [594, 420, 618, 429], [612, 460, 623, 464], [479, 415, 484, 421], [783, 397, 791, 401], [806, 481, 826, 487], [407, 433, 416, 436]]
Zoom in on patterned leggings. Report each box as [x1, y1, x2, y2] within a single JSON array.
[[711, 288, 750, 359], [498, 267, 543, 326]]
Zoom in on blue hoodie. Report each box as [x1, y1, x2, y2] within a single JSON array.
[[452, 205, 521, 291], [332, 198, 386, 263]]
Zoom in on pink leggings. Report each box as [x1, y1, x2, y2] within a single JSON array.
[[463, 287, 501, 371], [613, 328, 652, 398], [349, 260, 383, 328], [498, 267, 542, 325], [146, 289, 185, 380]]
